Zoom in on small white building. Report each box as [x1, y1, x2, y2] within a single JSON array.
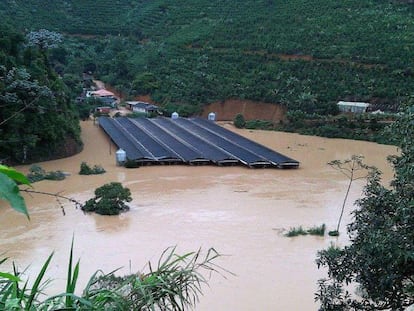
[[337, 101, 370, 113]]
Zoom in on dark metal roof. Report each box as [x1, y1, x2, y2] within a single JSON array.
[[190, 118, 300, 168], [129, 118, 210, 164], [152, 118, 239, 165], [98, 116, 299, 168], [172, 118, 271, 167], [115, 118, 182, 163]]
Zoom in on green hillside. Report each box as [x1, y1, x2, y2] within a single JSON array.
[[1, 0, 414, 114]]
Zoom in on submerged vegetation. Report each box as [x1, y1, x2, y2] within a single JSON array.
[[82, 182, 132, 215], [79, 162, 106, 175], [26, 164, 66, 183], [285, 224, 326, 237]]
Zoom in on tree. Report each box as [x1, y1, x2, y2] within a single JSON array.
[[82, 182, 132, 215], [315, 103, 414, 310], [327, 155, 372, 236], [25, 29, 63, 51]]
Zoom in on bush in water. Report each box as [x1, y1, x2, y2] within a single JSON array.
[[82, 182, 131, 215], [79, 161, 106, 175]]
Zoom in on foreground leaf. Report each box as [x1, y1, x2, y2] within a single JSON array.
[[0, 173, 29, 218], [0, 165, 31, 186]]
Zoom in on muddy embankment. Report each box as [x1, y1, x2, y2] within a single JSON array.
[[201, 99, 286, 122]]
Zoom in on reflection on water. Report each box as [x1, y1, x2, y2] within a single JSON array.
[[117, 172, 126, 182], [92, 213, 132, 233], [0, 121, 397, 310]]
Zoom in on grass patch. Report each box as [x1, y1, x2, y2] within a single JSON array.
[[285, 226, 308, 237], [285, 224, 326, 237], [307, 224, 326, 236]]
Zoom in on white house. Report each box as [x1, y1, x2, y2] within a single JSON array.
[[337, 101, 370, 113]]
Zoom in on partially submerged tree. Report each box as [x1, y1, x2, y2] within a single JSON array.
[[327, 155, 373, 236], [316, 103, 414, 310], [82, 182, 132, 215]]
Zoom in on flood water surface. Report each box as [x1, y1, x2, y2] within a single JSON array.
[[0, 122, 397, 310]]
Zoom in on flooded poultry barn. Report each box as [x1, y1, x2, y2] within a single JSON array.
[[98, 116, 300, 168]]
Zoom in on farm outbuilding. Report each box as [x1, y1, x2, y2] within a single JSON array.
[[98, 116, 299, 168], [126, 101, 159, 115], [337, 101, 370, 113]]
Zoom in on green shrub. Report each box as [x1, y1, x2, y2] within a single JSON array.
[[233, 113, 246, 128], [79, 162, 106, 175], [82, 182, 132, 215], [27, 165, 66, 183]]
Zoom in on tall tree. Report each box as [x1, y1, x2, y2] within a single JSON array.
[[315, 103, 414, 310]]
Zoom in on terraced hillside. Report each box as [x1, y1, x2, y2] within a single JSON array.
[[1, 0, 413, 115]]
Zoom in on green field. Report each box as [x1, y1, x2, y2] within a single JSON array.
[[1, 0, 413, 114]]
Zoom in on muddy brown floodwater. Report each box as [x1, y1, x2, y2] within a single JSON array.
[[0, 121, 397, 310]]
